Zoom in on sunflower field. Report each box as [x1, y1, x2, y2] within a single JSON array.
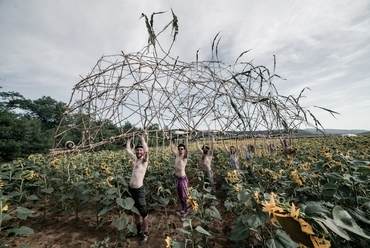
[[1, 135, 370, 248]]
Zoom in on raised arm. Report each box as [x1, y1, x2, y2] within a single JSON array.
[[210, 134, 215, 155], [126, 137, 135, 160], [223, 139, 230, 153], [184, 134, 189, 158], [196, 139, 202, 153], [140, 132, 149, 162], [279, 136, 284, 147], [169, 137, 177, 156]]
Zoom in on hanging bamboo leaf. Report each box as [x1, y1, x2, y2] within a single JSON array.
[[170, 9, 179, 41], [252, 98, 269, 104], [229, 96, 246, 130], [314, 105, 340, 118]]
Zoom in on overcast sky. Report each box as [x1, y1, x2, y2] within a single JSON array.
[[1, 0, 369, 130]]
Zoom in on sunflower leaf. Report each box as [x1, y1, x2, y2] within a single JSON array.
[[265, 229, 298, 248], [333, 206, 370, 240]]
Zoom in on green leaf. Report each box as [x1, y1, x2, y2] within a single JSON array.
[[131, 206, 141, 216], [1, 213, 12, 221], [224, 200, 234, 211], [41, 188, 54, 194], [176, 228, 191, 235], [333, 206, 370, 240], [151, 194, 170, 206], [312, 216, 350, 240], [265, 229, 297, 248], [116, 197, 135, 210], [323, 172, 343, 181], [16, 207, 34, 220], [252, 97, 269, 104], [337, 185, 351, 199], [195, 226, 211, 236], [323, 183, 337, 197], [346, 208, 370, 225], [302, 201, 330, 217], [242, 211, 267, 229], [113, 216, 128, 231], [106, 188, 118, 195], [205, 206, 222, 220], [230, 218, 249, 241], [9, 226, 34, 236], [98, 206, 113, 216], [26, 195, 39, 201], [229, 96, 246, 130]]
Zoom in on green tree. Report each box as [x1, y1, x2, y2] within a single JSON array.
[[0, 110, 49, 162], [0, 88, 67, 161]]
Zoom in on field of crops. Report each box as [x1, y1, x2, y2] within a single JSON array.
[[1, 135, 370, 248]]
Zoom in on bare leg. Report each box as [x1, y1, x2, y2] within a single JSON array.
[[142, 215, 149, 233], [133, 214, 141, 232]]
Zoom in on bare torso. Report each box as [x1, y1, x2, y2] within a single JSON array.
[[175, 155, 187, 178], [200, 153, 212, 172], [130, 157, 148, 188], [126, 135, 148, 188]]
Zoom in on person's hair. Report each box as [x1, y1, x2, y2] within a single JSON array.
[[135, 145, 144, 150], [178, 144, 186, 149], [230, 145, 236, 153], [202, 145, 210, 150]]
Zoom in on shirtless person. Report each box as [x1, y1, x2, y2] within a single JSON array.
[[196, 134, 215, 192], [279, 136, 295, 157], [125, 132, 149, 245], [242, 144, 254, 161], [169, 134, 190, 217], [223, 139, 239, 170]]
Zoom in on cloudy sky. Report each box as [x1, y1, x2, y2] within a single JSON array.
[[1, 0, 369, 130]]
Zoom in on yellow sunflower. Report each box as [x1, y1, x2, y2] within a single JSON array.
[[165, 236, 171, 248], [188, 195, 199, 211], [262, 193, 331, 248]]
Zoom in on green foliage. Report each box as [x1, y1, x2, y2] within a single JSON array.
[[0, 136, 369, 247]]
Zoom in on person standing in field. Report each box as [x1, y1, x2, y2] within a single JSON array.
[[243, 144, 255, 161], [196, 134, 216, 192], [267, 142, 277, 155], [223, 139, 240, 170], [279, 136, 295, 157], [169, 134, 190, 218], [125, 132, 150, 245]]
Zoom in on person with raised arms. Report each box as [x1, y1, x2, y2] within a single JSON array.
[[125, 131, 150, 245], [196, 133, 216, 192], [169, 133, 190, 218]]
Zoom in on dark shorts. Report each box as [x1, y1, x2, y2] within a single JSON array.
[[129, 185, 148, 218]]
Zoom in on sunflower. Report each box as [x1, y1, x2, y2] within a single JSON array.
[[188, 195, 199, 211], [227, 170, 240, 183], [106, 176, 114, 188], [2, 203, 8, 212], [101, 164, 112, 175], [85, 167, 91, 177], [290, 170, 303, 186], [253, 191, 260, 204], [262, 194, 331, 248], [233, 184, 240, 192], [165, 236, 171, 248]]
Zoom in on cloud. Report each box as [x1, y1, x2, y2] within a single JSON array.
[[0, 0, 369, 129]]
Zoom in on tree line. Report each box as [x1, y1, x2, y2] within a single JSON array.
[[0, 87, 167, 163]]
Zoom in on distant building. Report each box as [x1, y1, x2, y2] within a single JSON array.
[[341, 133, 357, 137]]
